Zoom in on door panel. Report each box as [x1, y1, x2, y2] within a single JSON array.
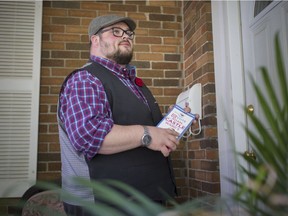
[[240, 0, 288, 149]]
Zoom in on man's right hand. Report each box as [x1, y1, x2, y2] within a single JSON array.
[[146, 126, 179, 157]]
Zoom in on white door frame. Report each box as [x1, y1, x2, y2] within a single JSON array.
[[211, 0, 248, 199]]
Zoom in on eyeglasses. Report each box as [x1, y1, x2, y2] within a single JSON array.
[[98, 27, 135, 40]]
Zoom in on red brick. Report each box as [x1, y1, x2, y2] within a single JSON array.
[[110, 4, 137, 12], [81, 2, 108, 10], [151, 45, 178, 53], [139, 5, 161, 12]]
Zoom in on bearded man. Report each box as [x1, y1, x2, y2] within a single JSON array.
[[57, 14, 185, 216]]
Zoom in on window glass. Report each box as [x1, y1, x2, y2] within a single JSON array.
[[254, 0, 273, 17]]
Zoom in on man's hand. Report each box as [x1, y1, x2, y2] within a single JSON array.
[[146, 126, 179, 157], [168, 102, 199, 125]]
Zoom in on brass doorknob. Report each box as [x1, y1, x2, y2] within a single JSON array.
[[244, 150, 256, 160], [247, 104, 254, 114]]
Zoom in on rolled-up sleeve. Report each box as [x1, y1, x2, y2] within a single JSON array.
[[59, 70, 113, 160]]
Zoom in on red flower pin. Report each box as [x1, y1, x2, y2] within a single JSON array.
[[135, 77, 144, 87]]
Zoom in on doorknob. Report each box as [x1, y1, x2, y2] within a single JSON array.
[[244, 150, 256, 160], [247, 104, 254, 114]]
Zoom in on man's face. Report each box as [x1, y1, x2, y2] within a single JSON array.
[[98, 22, 134, 65]]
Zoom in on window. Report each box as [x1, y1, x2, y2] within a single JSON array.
[[254, 0, 273, 17], [0, 1, 42, 197]]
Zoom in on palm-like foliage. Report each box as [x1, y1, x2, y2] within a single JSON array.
[[233, 34, 288, 216], [35, 177, 221, 216]]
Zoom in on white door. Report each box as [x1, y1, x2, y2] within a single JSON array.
[[211, 0, 288, 203], [240, 1, 288, 156]]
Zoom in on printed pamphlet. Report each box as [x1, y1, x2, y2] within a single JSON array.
[[157, 105, 195, 139]]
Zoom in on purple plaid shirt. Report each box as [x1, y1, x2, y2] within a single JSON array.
[[59, 55, 149, 160]]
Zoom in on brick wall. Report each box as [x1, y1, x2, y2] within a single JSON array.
[[183, 1, 220, 197], [0, 1, 221, 214]]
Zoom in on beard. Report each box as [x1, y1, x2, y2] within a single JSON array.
[[108, 49, 133, 65], [100, 37, 133, 65]]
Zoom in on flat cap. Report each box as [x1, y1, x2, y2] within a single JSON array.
[[88, 14, 136, 38]]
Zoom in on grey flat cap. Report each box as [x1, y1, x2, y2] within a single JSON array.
[[88, 14, 136, 38]]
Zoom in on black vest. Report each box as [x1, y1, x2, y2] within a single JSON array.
[[69, 61, 176, 201]]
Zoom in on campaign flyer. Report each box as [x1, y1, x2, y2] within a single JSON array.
[[157, 105, 195, 139]]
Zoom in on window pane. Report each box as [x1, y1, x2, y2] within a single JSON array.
[[254, 0, 273, 17]]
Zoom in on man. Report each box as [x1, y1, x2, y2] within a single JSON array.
[[58, 14, 193, 215]]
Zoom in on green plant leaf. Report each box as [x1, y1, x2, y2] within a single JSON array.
[[74, 178, 166, 216]]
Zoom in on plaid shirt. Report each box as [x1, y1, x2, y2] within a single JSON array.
[[59, 55, 148, 160]]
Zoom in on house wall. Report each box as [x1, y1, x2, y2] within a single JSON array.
[[0, 0, 220, 215], [183, 1, 220, 197]]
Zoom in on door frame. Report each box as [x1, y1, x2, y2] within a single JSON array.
[[211, 0, 248, 199]]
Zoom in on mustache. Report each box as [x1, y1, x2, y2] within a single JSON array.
[[119, 40, 131, 46]]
